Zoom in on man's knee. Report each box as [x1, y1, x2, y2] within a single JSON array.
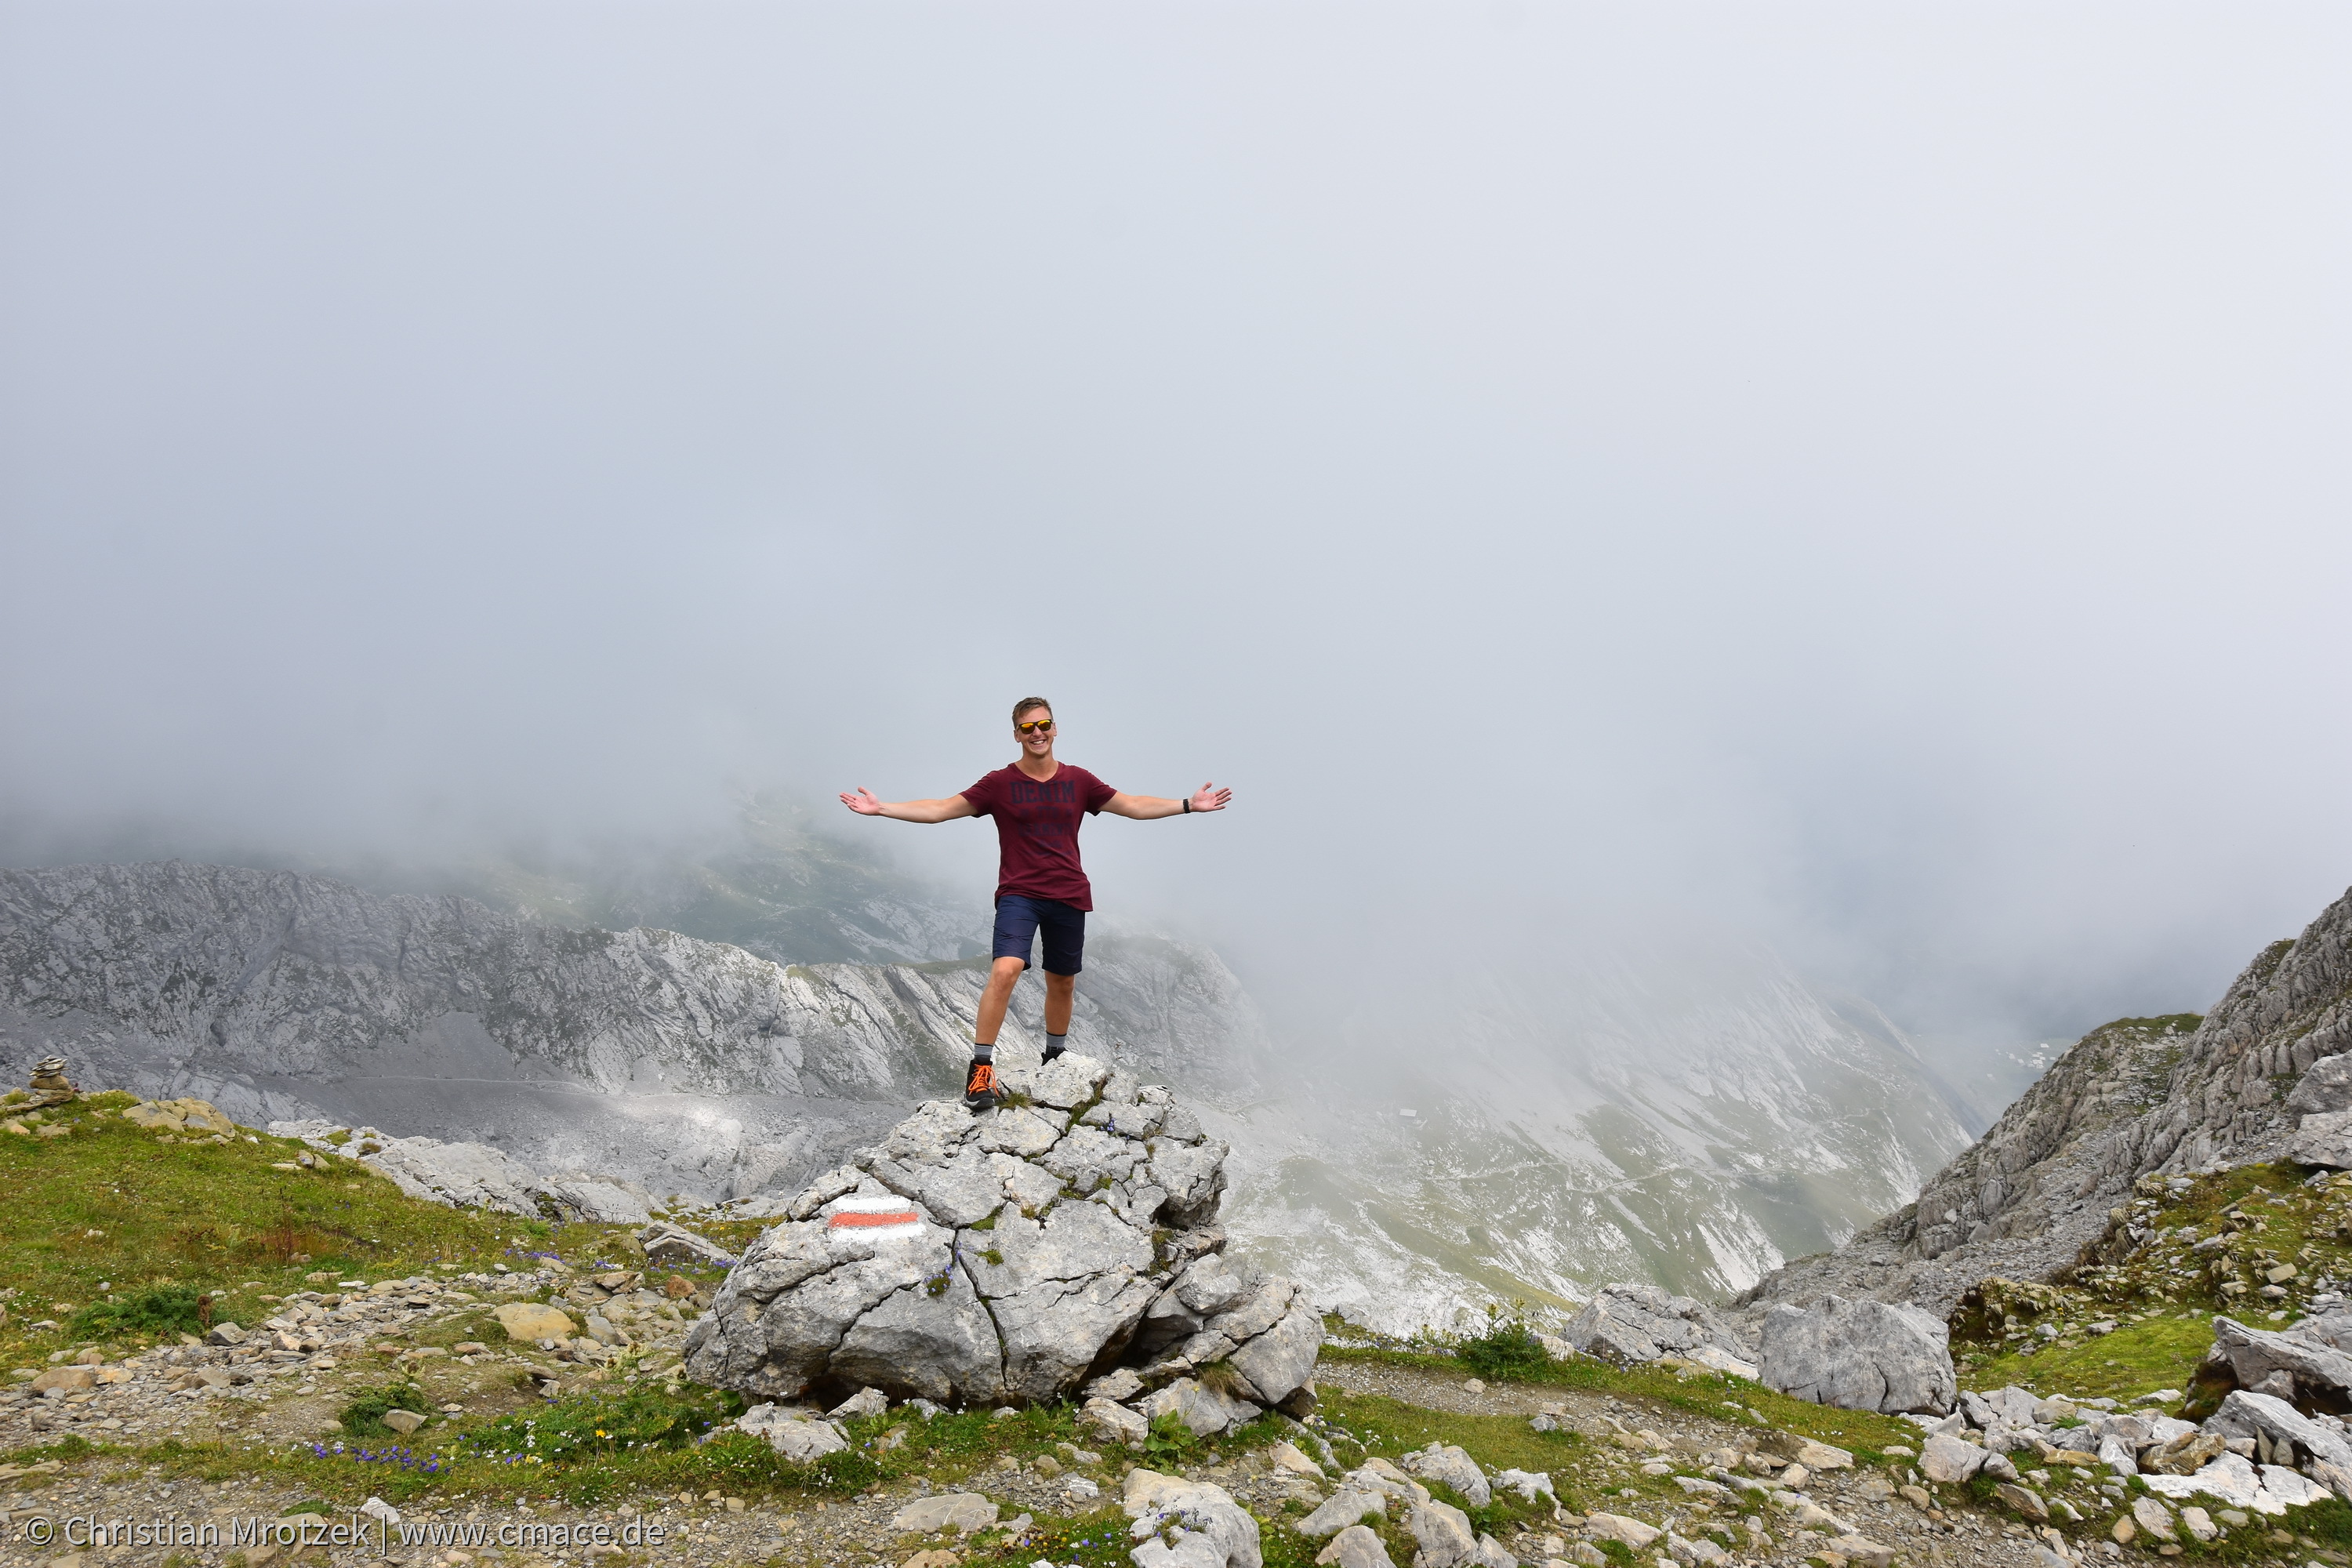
[[1043, 970, 1076, 989], [988, 956, 1026, 982]]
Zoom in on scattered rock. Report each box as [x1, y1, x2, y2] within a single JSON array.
[[641, 1221, 735, 1269], [492, 1302, 577, 1342], [889, 1493, 1000, 1534], [1920, 1432, 1988, 1483], [1080, 1396, 1149, 1448], [1266, 1439, 1325, 1478], [1994, 1482, 2048, 1521], [1123, 1469, 1261, 1568], [829, 1385, 889, 1421], [1562, 1286, 1755, 1372], [121, 1098, 235, 1135], [1581, 1513, 1661, 1550], [2144, 1432, 2227, 1475], [1087, 1367, 1146, 1403], [1313, 1525, 1395, 1568], [380, 1409, 425, 1435], [1403, 1499, 1479, 1568], [1136, 1377, 1261, 1438], [1297, 1491, 1385, 1539], [1401, 1443, 1490, 1507], [2201, 1388, 2352, 1471], [2130, 1496, 2176, 1541]]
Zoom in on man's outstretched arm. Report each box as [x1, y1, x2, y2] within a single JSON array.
[[839, 787, 978, 824], [1102, 783, 1233, 820]]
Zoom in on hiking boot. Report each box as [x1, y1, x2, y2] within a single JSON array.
[[1040, 1041, 1066, 1063], [962, 1058, 999, 1112]]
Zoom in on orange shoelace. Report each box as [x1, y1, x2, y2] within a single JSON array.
[[966, 1062, 996, 1094]]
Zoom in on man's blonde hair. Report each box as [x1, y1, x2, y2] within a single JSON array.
[[1011, 696, 1053, 724]]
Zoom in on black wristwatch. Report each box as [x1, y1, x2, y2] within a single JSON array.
[[1181, 798, 1191, 813]]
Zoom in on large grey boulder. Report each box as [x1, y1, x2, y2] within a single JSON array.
[[1759, 1295, 1955, 1415], [684, 1055, 1319, 1410], [2287, 1054, 2352, 1116], [1564, 1285, 1756, 1372], [2293, 1112, 2352, 1169], [2206, 1315, 2352, 1404]]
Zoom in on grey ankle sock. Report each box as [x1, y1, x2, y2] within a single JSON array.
[[1044, 1033, 1066, 1059], [971, 1044, 994, 1062]]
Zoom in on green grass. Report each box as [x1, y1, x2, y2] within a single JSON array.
[[1317, 1344, 1917, 1460], [0, 1091, 685, 1366], [339, 1381, 432, 1439]]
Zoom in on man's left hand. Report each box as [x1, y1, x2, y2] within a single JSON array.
[[1188, 783, 1233, 814]]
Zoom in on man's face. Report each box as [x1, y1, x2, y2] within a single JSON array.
[[1014, 710, 1055, 756]]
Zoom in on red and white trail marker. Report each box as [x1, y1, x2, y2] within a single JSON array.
[[824, 1195, 925, 1240]]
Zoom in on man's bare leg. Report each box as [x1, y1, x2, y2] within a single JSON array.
[[1043, 971, 1074, 1059], [973, 956, 1026, 1052]]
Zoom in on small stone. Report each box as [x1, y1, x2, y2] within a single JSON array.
[[1463, 1377, 1486, 1393], [381, 1410, 426, 1434], [493, 1302, 577, 1341], [829, 1385, 889, 1420], [1313, 1525, 1396, 1568], [2131, 1496, 2176, 1542], [889, 1494, 1000, 1534], [1994, 1483, 2049, 1522]]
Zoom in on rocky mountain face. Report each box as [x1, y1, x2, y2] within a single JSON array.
[[0, 861, 1251, 1207], [0, 848, 1994, 1334], [1742, 883, 2352, 1321]]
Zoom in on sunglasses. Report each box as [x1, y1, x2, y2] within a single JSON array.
[[1016, 719, 1055, 735]]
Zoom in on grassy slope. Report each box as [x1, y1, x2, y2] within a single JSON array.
[[1953, 1162, 2352, 1410]]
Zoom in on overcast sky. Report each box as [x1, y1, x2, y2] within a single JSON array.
[[3, 1, 2347, 1050]]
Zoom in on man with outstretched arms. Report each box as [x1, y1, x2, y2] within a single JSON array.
[[839, 696, 1232, 1111]]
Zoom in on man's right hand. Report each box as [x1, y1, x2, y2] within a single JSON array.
[[840, 787, 884, 815]]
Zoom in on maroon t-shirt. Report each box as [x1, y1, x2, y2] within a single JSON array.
[[960, 763, 1119, 909]]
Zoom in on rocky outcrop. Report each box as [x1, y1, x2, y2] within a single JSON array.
[[1743, 884, 2352, 1319], [1756, 1295, 1955, 1415], [2198, 1312, 2352, 1408], [682, 1054, 1319, 1413], [1563, 1285, 1758, 1378], [270, 1119, 655, 1225]]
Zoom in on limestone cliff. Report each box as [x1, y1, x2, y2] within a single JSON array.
[[0, 861, 1253, 1207], [1743, 883, 2352, 1319]]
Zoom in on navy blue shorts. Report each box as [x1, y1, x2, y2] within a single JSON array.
[[993, 895, 1085, 975]]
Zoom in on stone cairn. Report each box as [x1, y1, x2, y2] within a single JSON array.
[[22, 1055, 78, 1109]]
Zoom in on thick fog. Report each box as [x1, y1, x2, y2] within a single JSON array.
[[3, 2, 2347, 1055]]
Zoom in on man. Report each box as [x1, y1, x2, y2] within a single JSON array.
[[839, 696, 1232, 1110]]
